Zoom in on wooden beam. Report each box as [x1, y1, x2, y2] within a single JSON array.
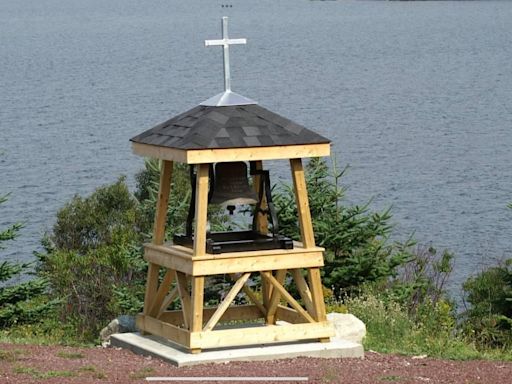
[[290, 158, 315, 248], [191, 276, 205, 332], [136, 314, 190, 347], [291, 269, 315, 316], [153, 160, 173, 245], [144, 244, 324, 276], [189, 321, 335, 350], [193, 164, 209, 257], [160, 305, 263, 326], [157, 286, 179, 318], [132, 142, 330, 164], [176, 271, 192, 329], [262, 271, 315, 324], [265, 270, 287, 324], [203, 273, 251, 332], [308, 267, 327, 322], [149, 269, 175, 318], [276, 305, 307, 324], [143, 263, 160, 316]]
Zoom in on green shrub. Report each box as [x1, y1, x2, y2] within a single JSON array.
[[461, 258, 512, 349], [36, 179, 146, 339], [0, 194, 56, 328], [275, 158, 414, 293]]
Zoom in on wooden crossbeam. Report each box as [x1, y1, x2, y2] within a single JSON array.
[[149, 269, 175, 317], [229, 273, 266, 316], [157, 286, 179, 318], [266, 269, 287, 324], [203, 272, 251, 332], [291, 269, 315, 316], [262, 271, 315, 324], [290, 158, 315, 248], [176, 271, 192, 329]]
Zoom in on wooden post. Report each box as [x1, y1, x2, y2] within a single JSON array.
[[252, 161, 271, 314], [190, 163, 209, 353], [290, 158, 315, 248], [153, 160, 173, 245], [290, 158, 328, 342], [193, 164, 210, 256]]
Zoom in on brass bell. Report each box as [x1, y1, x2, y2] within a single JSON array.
[[210, 162, 258, 212]]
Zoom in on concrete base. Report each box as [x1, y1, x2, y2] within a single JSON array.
[[110, 332, 364, 367]]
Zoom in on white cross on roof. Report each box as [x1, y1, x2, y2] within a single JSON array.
[[201, 17, 257, 107]]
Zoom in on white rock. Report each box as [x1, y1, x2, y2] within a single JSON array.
[[326, 313, 366, 344], [99, 318, 120, 341]]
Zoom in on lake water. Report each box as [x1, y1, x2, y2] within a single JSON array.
[[1, 0, 511, 294]]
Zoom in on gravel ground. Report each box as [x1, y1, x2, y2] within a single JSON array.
[[1, 343, 511, 384]]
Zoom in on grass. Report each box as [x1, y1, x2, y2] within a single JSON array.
[[13, 365, 76, 379], [78, 365, 107, 379], [335, 293, 512, 361], [0, 349, 24, 362], [129, 366, 155, 379]]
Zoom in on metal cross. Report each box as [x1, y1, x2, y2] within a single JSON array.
[[205, 17, 246, 92]]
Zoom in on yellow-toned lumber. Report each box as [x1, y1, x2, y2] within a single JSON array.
[[203, 273, 251, 332], [149, 268, 175, 317], [153, 160, 173, 245], [132, 142, 330, 164], [228, 274, 266, 316], [307, 267, 327, 322], [176, 271, 192, 329], [143, 263, 160, 316], [136, 314, 190, 347], [252, 160, 268, 234], [290, 158, 315, 248], [193, 164, 209, 256], [262, 271, 315, 324], [189, 321, 334, 350], [276, 305, 307, 324], [191, 276, 205, 332], [157, 286, 179, 318], [266, 269, 288, 324], [291, 269, 315, 315], [160, 305, 263, 326], [144, 244, 324, 276]]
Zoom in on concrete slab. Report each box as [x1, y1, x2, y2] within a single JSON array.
[[110, 332, 364, 367]]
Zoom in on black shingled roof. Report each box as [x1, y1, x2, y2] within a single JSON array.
[[130, 104, 330, 150]]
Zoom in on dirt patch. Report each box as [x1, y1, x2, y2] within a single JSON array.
[[1, 343, 511, 383]]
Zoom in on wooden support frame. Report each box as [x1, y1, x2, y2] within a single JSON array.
[[137, 158, 334, 352]]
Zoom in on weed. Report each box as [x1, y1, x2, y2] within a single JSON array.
[[129, 366, 155, 379], [380, 375, 404, 382], [13, 365, 75, 379], [0, 349, 22, 362]]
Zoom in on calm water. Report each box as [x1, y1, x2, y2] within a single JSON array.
[[1, 0, 511, 293]]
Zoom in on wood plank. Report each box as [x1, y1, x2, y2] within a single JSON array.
[[136, 314, 190, 347], [153, 160, 173, 245], [266, 270, 287, 324], [176, 271, 192, 329], [307, 267, 327, 322], [203, 273, 251, 332], [144, 246, 324, 276], [157, 286, 179, 318], [189, 321, 334, 350], [149, 269, 175, 317], [291, 269, 315, 316], [160, 305, 263, 326], [228, 274, 266, 316], [276, 305, 307, 324], [143, 263, 160, 316], [132, 142, 330, 164], [193, 164, 209, 256], [290, 158, 316, 248], [262, 271, 315, 323], [191, 276, 205, 332]]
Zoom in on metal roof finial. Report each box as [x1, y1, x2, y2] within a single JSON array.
[[201, 17, 257, 107]]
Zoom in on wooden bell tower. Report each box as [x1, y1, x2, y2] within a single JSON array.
[[130, 17, 335, 353]]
